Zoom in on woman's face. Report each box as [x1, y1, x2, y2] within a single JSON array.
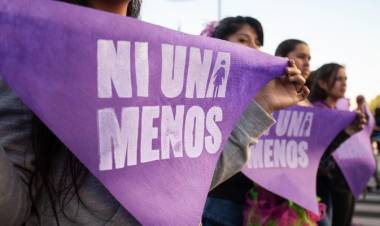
[[226, 24, 261, 50], [329, 67, 347, 99], [287, 43, 311, 78]]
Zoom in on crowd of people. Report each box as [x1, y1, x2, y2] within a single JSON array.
[[0, 0, 377, 226], [200, 16, 369, 226]]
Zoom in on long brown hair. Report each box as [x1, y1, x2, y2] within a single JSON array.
[[308, 63, 344, 103], [29, 1, 142, 225]]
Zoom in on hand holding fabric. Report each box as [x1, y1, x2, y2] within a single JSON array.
[[255, 60, 310, 114], [344, 110, 367, 135]]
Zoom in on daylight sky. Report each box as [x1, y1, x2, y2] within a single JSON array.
[[140, 0, 380, 106]]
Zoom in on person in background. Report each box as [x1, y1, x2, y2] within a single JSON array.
[[372, 107, 380, 189], [201, 17, 310, 226], [275, 39, 311, 107], [309, 63, 366, 226], [276, 40, 368, 225]]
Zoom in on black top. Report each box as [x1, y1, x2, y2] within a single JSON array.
[[317, 130, 351, 194], [208, 172, 253, 204]]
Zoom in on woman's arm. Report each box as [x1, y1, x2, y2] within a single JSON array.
[[323, 130, 350, 157], [210, 100, 275, 189]]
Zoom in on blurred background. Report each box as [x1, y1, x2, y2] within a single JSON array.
[[140, 0, 380, 110]]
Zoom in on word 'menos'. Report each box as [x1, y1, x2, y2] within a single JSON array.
[[248, 110, 314, 169], [97, 40, 231, 171]]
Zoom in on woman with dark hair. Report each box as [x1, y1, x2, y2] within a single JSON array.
[[309, 63, 366, 226], [275, 40, 365, 226], [201, 16, 265, 226], [309, 63, 346, 104], [0, 1, 144, 225], [0, 6, 309, 225], [201, 17, 311, 226], [211, 16, 264, 49], [275, 39, 310, 79], [275, 39, 312, 107]]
